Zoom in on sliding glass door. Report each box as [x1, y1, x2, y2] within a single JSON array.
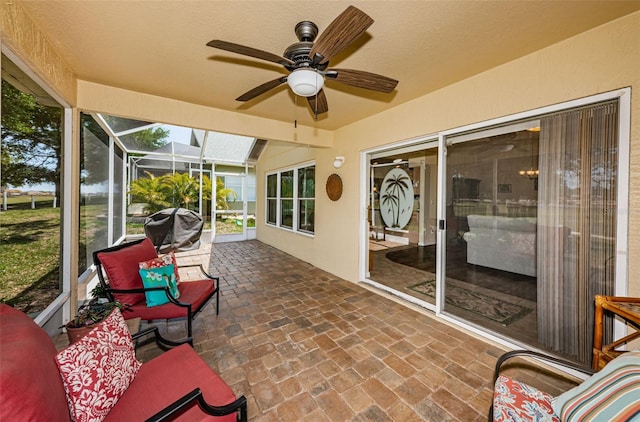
[[442, 101, 619, 366], [365, 141, 439, 307], [443, 122, 542, 347], [362, 92, 626, 367]]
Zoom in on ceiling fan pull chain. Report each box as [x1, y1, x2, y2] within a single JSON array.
[[294, 95, 298, 128], [314, 77, 319, 120]]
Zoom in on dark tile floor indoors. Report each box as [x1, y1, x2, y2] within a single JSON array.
[[367, 241, 539, 347], [61, 240, 579, 421]]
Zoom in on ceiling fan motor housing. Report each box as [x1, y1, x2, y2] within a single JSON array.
[[283, 41, 314, 66], [284, 21, 321, 69], [295, 21, 318, 42]]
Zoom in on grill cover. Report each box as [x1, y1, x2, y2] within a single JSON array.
[[144, 208, 203, 253]]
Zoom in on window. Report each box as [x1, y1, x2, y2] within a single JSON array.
[[298, 166, 315, 233], [280, 170, 294, 229], [0, 54, 65, 315], [266, 163, 315, 234], [79, 113, 110, 275], [266, 174, 277, 225], [223, 175, 244, 211], [79, 113, 127, 276]]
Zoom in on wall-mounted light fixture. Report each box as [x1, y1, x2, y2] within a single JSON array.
[[333, 156, 345, 169]]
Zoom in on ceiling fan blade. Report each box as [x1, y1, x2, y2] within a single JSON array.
[[326, 68, 398, 93], [309, 6, 373, 64], [236, 76, 288, 102], [207, 40, 293, 66], [306, 89, 328, 115]]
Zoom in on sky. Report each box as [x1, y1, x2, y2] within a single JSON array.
[[9, 123, 195, 193]]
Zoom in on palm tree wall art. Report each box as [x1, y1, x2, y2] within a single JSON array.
[[379, 168, 414, 229]]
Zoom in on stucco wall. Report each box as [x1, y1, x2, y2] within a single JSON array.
[[257, 12, 640, 297], [0, 1, 76, 105], [76, 81, 333, 148]]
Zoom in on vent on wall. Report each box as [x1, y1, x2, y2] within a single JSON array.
[[248, 139, 268, 162]]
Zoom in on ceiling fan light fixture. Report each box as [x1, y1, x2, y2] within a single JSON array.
[[287, 68, 324, 97]]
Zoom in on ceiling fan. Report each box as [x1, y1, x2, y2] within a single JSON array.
[[206, 5, 398, 117]]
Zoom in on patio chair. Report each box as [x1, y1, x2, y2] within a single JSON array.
[[93, 237, 219, 339], [490, 348, 640, 421]]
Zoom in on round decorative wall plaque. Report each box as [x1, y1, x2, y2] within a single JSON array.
[[326, 173, 343, 201]]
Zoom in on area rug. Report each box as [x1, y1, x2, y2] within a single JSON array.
[[407, 279, 532, 326], [385, 244, 537, 302], [386, 245, 436, 272]]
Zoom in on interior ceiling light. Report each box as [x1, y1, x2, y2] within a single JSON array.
[[287, 69, 324, 97]]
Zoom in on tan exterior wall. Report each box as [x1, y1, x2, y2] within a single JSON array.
[[257, 12, 640, 298], [0, 1, 76, 105], [76, 80, 333, 148]]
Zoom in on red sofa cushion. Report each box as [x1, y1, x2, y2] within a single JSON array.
[[104, 344, 237, 421], [97, 238, 158, 306], [0, 304, 71, 421], [122, 279, 215, 321]]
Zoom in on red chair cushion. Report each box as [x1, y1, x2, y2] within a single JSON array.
[[104, 344, 237, 421], [97, 238, 158, 306], [121, 279, 215, 321], [493, 375, 559, 421], [0, 304, 71, 421]]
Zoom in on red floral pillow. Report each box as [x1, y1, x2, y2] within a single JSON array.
[[139, 251, 181, 283], [55, 308, 141, 422]]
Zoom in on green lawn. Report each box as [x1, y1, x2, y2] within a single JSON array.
[[1, 194, 57, 209], [1, 200, 245, 313], [0, 201, 61, 314], [0, 198, 109, 313]]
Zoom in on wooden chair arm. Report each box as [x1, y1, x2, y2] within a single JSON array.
[[145, 388, 247, 422]]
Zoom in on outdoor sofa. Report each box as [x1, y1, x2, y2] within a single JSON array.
[[0, 304, 247, 421]]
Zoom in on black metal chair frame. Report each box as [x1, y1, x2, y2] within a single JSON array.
[[488, 350, 595, 421], [145, 388, 247, 422], [132, 326, 247, 422], [92, 238, 219, 338]]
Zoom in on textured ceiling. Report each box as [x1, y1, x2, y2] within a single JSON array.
[[17, 1, 640, 131]]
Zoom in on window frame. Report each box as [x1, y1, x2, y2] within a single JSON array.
[[265, 162, 315, 236], [1, 47, 73, 327]]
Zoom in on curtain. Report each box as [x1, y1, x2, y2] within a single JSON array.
[[537, 101, 618, 365]]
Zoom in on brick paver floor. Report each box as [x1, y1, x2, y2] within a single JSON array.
[[134, 240, 578, 421]]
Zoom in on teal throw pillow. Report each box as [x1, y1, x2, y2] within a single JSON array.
[[138, 264, 177, 307]]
